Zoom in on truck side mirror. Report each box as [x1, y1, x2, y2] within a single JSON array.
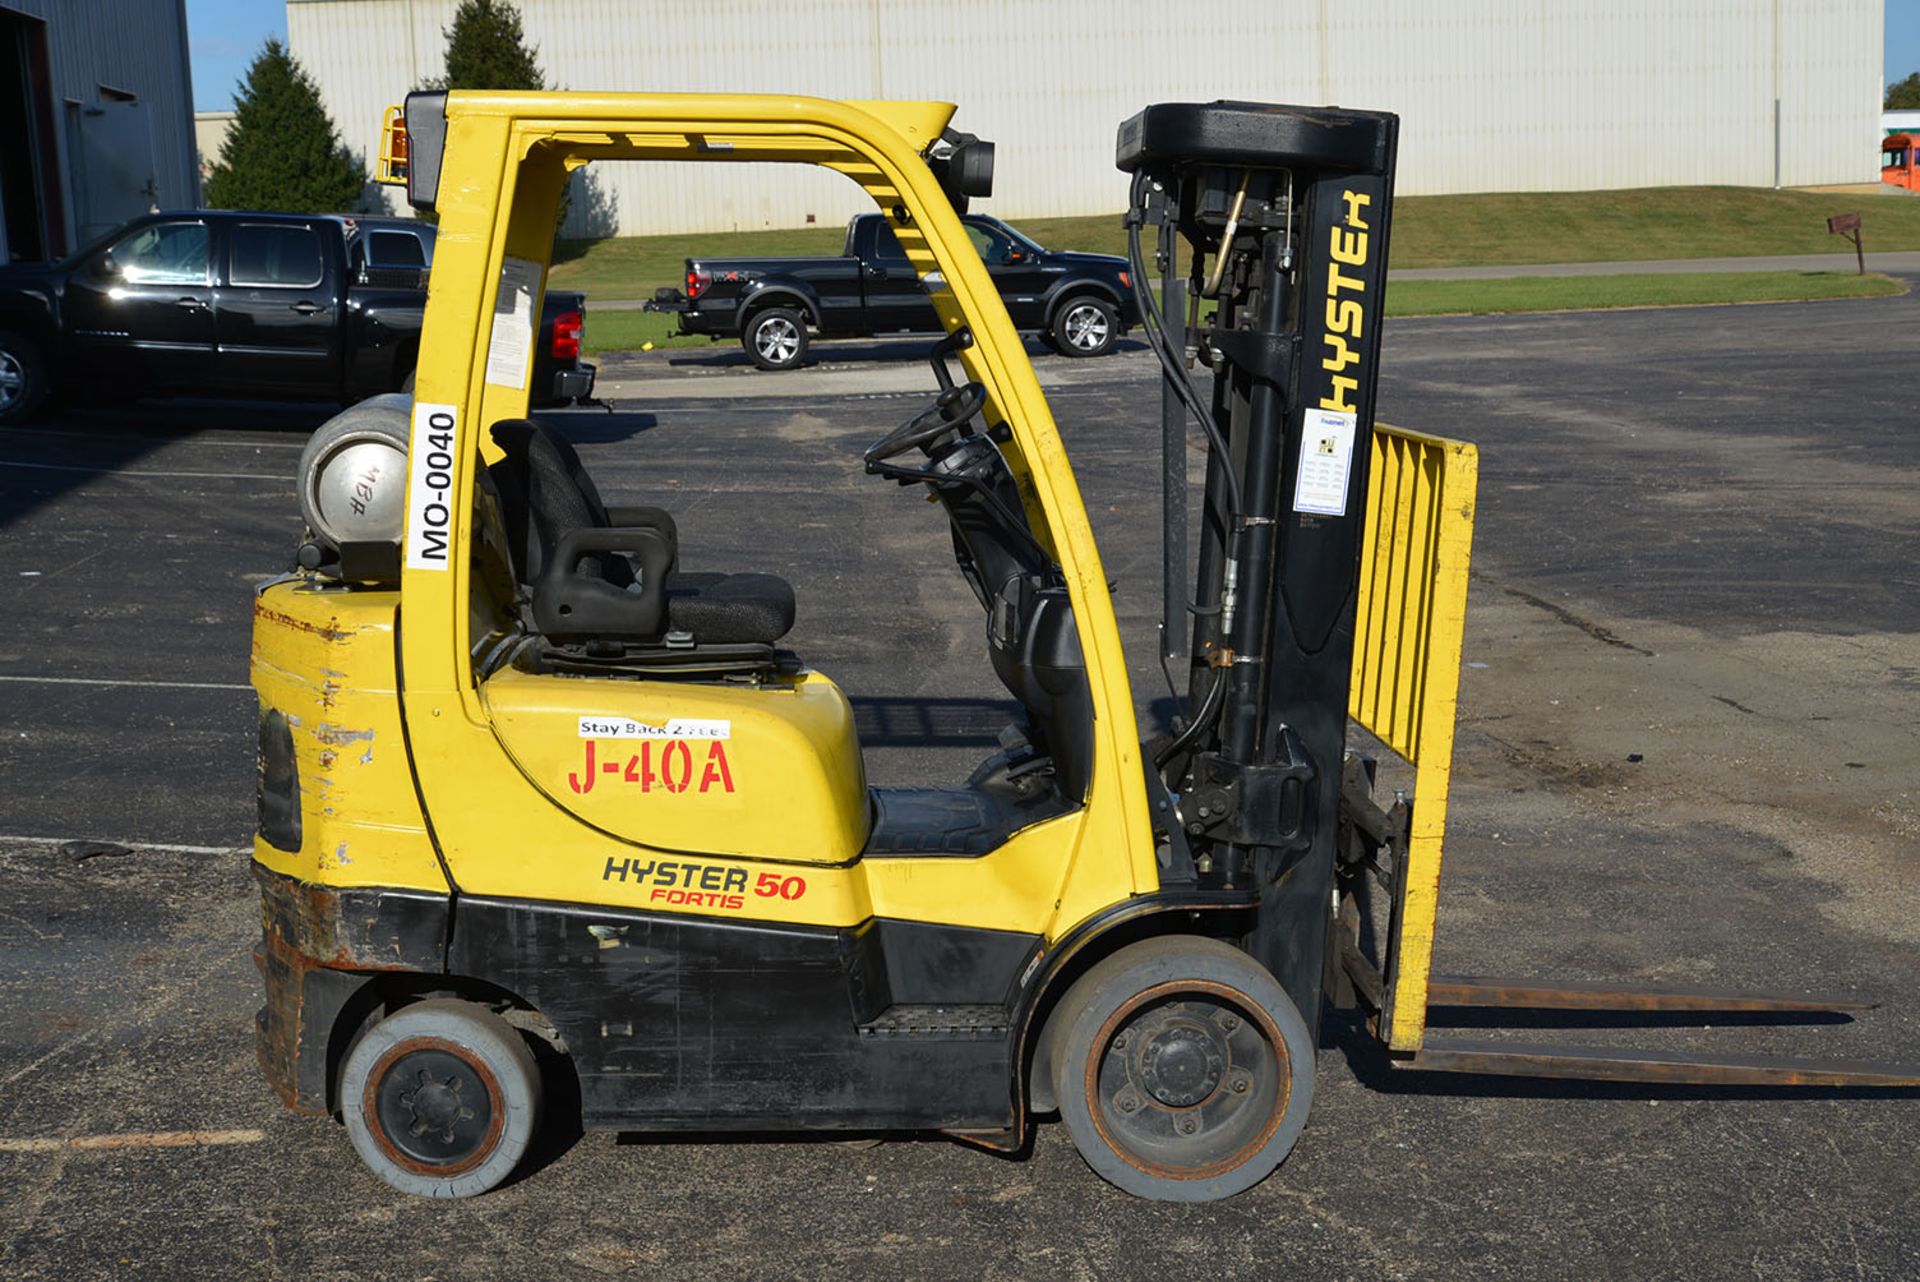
[[90, 253, 121, 281], [1003, 247, 1027, 264]]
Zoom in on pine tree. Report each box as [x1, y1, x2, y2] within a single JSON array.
[[437, 0, 571, 230], [442, 0, 546, 91], [204, 39, 366, 213]]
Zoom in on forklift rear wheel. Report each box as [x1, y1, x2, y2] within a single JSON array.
[[1050, 936, 1313, 1201], [340, 998, 544, 1199], [744, 307, 810, 370]]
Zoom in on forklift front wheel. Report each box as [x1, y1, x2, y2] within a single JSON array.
[[340, 999, 545, 1199], [1051, 936, 1313, 1202]]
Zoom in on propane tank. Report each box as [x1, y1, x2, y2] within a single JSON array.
[[296, 393, 412, 552]]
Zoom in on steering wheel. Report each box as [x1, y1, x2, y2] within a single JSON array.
[[864, 381, 987, 465]]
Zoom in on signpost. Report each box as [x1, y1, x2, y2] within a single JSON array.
[[1827, 213, 1864, 275]]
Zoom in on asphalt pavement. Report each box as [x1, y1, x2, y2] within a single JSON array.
[[1, 282, 1917, 1280]]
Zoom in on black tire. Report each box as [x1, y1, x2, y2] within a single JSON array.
[[340, 998, 544, 1199], [743, 306, 809, 371], [1049, 295, 1117, 358], [0, 330, 50, 422], [1050, 935, 1314, 1202]]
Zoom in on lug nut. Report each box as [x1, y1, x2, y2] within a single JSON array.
[[1176, 1116, 1199, 1135], [1231, 1077, 1249, 1094], [1119, 1096, 1139, 1113]]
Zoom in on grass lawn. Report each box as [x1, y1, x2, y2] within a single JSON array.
[[552, 186, 1920, 304], [583, 271, 1902, 355], [581, 308, 713, 356]]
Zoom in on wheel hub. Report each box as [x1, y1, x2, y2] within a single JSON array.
[[372, 1046, 496, 1167], [1064, 306, 1108, 349], [1092, 988, 1286, 1179], [1138, 1019, 1227, 1107], [757, 318, 799, 361], [401, 1070, 473, 1141]]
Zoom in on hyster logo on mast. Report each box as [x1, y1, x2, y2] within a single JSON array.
[[1293, 188, 1373, 519], [1318, 189, 1372, 416]]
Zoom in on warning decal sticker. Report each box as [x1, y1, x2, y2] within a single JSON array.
[[1292, 408, 1357, 517]]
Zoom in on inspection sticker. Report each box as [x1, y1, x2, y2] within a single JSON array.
[[404, 402, 459, 570], [1292, 407, 1358, 517], [484, 256, 543, 391], [578, 716, 731, 740]]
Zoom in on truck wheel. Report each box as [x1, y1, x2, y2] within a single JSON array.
[[340, 998, 544, 1199], [744, 307, 809, 370], [0, 331, 50, 422], [1050, 296, 1117, 358], [1050, 936, 1314, 1202]]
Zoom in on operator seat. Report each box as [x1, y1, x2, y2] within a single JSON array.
[[487, 418, 795, 646]]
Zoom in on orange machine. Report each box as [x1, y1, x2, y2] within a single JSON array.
[[1882, 132, 1918, 192]]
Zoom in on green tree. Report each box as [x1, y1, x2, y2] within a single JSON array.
[[442, 0, 546, 91], [1888, 73, 1920, 110], [436, 0, 571, 230], [204, 39, 366, 213]]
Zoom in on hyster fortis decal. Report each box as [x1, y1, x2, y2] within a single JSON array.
[[602, 856, 807, 912]]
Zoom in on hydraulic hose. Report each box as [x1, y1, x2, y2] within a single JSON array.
[[1153, 664, 1227, 771], [1124, 172, 1243, 521]]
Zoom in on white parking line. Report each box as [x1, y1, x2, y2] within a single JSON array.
[[0, 835, 247, 856], [0, 1129, 265, 1153], [0, 459, 286, 481], [0, 675, 251, 691], [0, 425, 307, 449]]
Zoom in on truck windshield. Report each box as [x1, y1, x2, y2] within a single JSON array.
[[989, 220, 1044, 254]]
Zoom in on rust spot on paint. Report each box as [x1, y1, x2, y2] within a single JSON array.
[[252, 602, 352, 643]]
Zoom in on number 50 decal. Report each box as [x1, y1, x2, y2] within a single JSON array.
[[754, 872, 807, 901]]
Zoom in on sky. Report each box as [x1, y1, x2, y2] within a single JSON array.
[[1892, 0, 1920, 86], [182, 1, 1920, 114], [185, 0, 286, 113]]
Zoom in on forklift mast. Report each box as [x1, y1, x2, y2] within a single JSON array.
[[1119, 104, 1398, 1029]]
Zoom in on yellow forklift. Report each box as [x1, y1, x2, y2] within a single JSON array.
[[251, 90, 1919, 1202]]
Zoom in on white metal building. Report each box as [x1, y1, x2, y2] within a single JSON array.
[[0, 0, 198, 260], [288, 0, 1885, 238]]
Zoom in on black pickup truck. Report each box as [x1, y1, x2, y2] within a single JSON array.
[[646, 212, 1137, 369], [0, 211, 594, 423]]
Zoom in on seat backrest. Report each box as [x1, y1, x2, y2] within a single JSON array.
[[490, 418, 627, 586]]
